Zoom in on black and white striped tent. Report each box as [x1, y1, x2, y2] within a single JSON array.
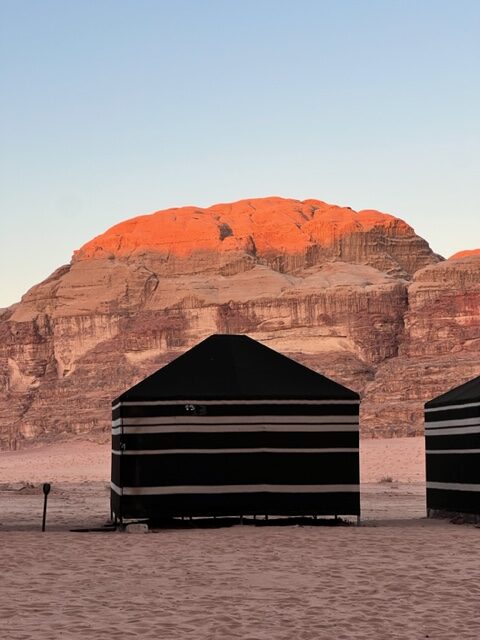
[[111, 334, 360, 522], [425, 374, 480, 517]]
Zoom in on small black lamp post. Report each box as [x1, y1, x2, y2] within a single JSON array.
[[42, 483, 51, 532]]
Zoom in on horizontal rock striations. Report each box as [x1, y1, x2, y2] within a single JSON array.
[[1, 196, 478, 449]]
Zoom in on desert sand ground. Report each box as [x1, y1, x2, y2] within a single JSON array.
[[0, 437, 479, 640]]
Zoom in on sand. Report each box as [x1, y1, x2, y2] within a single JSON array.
[[1, 437, 479, 640]]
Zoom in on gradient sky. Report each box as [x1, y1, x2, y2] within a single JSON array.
[[1, 0, 479, 307]]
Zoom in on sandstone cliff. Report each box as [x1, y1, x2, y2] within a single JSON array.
[[1, 196, 478, 450], [362, 254, 480, 436]]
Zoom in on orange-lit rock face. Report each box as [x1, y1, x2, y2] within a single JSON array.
[[75, 197, 412, 260], [450, 249, 480, 260], [74, 197, 438, 280]]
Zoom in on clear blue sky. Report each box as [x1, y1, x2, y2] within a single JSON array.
[[1, 0, 479, 307]]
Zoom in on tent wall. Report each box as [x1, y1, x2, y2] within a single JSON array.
[[111, 399, 360, 520], [425, 399, 480, 516]]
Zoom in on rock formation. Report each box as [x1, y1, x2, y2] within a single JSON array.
[[450, 248, 480, 260], [0, 196, 478, 450], [362, 253, 480, 436]]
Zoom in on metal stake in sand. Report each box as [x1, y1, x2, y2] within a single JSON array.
[[42, 483, 51, 532]]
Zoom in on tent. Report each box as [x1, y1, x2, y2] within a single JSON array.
[[111, 334, 360, 522], [425, 374, 480, 517]]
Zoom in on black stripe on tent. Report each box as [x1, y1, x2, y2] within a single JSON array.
[[112, 491, 360, 519], [425, 405, 480, 423], [113, 421, 358, 429], [112, 431, 359, 451], [118, 452, 359, 487], [111, 451, 122, 487], [426, 488, 480, 515], [425, 433, 480, 450], [426, 453, 480, 484], [112, 403, 359, 420]]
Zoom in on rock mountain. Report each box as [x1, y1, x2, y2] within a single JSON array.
[[1, 196, 479, 449]]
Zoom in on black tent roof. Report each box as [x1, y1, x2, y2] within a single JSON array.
[[425, 374, 480, 409], [115, 334, 358, 403]]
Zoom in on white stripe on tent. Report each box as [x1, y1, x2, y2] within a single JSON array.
[[111, 447, 359, 456], [427, 481, 480, 492], [425, 400, 480, 413], [112, 399, 360, 410], [113, 415, 358, 428], [112, 424, 359, 435], [426, 449, 480, 454], [424, 425, 480, 437], [425, 416, 480, 429], [110, 482, 360, 496]]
